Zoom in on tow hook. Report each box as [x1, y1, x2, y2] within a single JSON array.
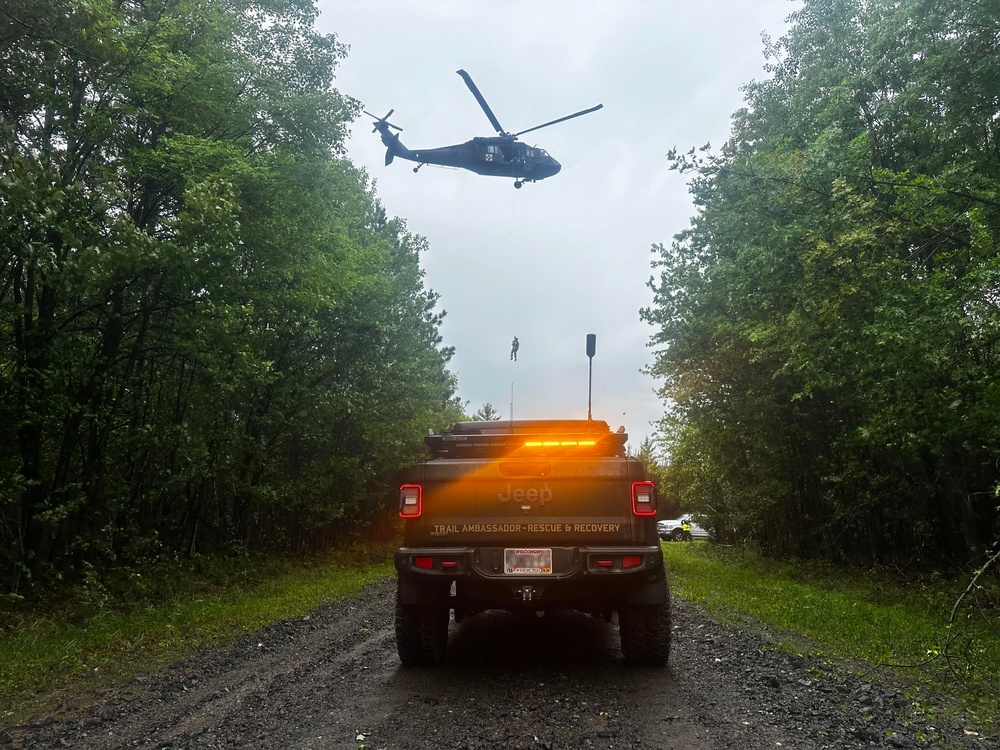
[[519, 585, 535, 603]]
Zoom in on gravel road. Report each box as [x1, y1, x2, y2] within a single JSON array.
[[3, 577, 993, 749]]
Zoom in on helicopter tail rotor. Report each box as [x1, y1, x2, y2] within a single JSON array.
[[363, 109, 409, 166], [364, 109, 407, 165], [364, 109, 403, 133]]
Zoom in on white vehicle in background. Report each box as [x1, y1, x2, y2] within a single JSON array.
[[657, 514, 710, 542]]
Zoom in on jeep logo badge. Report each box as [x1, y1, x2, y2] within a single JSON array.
[[497, 483, 553, 506]]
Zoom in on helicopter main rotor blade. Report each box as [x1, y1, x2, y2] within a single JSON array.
[[512, 103, 603, 138], [456, 69, 506, 136]]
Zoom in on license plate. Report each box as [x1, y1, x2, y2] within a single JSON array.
[[504, 548, 552, 575]]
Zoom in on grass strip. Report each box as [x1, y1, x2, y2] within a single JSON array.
[[662, 542, 999, 727], [0, 545, 395, 724]]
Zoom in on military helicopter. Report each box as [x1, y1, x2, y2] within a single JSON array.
[[364, 69, 602, 188]]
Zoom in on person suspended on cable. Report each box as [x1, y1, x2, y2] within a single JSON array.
[[510, 336, 519, 361]]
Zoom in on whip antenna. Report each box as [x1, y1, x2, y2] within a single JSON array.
[[586, 334, 596, 422]]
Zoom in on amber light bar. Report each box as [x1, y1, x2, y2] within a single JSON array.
[[523, 439, 598, 447]]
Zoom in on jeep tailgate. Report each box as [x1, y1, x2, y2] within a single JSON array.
[[403, 457, 645, 545]]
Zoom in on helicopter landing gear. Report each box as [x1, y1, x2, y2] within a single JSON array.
[[514, 180, 523, 189], [413, 163, 426, 173]]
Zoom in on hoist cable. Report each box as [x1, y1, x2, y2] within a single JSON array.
[[510, 185, 517, 423], [510, 185, 517, 338]]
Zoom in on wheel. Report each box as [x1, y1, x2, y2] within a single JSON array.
[[619, 595, 672, 666], [395, 601, 449, 665], [514, 181, 523, 189], [670, 528, 684, 542]]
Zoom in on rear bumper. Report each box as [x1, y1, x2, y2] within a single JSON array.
[[395, 545, 667, 610]]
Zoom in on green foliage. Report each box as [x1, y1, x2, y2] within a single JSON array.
[[645, 0, 1000, 566], [472, 402, 503, 421], [663, 543, 1000, 724], [0, 0, 461, 593]]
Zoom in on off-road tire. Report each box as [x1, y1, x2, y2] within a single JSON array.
[[395, 602, 449, 666], [619, 599, 672, 666]]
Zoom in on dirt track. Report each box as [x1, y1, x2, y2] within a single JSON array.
[[3, 577, 992, 749]]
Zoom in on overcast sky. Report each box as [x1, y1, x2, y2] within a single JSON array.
[[315, 0, 800, 449]]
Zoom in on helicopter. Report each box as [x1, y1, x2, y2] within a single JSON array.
[[364, 69, 602, 188]]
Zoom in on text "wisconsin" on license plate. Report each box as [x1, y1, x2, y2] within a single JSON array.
[[504, 548, 552, 575]]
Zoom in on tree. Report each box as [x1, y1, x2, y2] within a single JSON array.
[[473, 403, 503, 421], [0, 0, 461, 592], [644, 0, 1000, 566]]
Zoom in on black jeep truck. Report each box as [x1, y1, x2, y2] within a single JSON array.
[[394, 419, 671, 666]]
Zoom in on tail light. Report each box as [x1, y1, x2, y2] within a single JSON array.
[[590, 555, 644, 571], [399, 484, 422, 518], [631, 481, 656, 516]]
